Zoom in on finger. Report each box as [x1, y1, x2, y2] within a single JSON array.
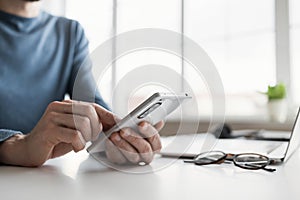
[[105, 139, 127, 165], [51, 112, 95, 142], [119, 129, 154, 164], [110, 132, 140, 164], [52, 126, 86, 152], [51, 143, 73, 158], [48, 101, 101, 141], [69, 101, 102, 141], [93, 103, 120, 131], [138, 122, 162, 153], [48, 100, 75, 113], [154, 121, 165, 132]]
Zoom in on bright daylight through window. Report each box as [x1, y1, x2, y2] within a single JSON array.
[[290, 0, 300, 105], [62, 0, 299, 119]]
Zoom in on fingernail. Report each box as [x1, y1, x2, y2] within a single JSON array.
[[142, 122, 148, 130], [121, 129, 130, 137], [114, 134, 121, 142]]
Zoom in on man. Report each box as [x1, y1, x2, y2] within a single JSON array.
[[0, 0, 163, 167]]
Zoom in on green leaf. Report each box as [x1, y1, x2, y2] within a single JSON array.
[[267, 83, 286, 100]]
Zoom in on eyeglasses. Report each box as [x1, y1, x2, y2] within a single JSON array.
[[184, 151, 276, 172]]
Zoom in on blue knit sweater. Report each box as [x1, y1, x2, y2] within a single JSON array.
[[0, 10, 108, 142]]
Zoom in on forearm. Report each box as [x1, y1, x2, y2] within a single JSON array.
[[0, 134, 31, 167]]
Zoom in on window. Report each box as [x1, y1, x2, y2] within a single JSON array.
[[184, 0, 275, 116], [65, 0, 113, 51], [290, 0, 300, 104], [57, 0, 298, 118], [113, 0, 182, 116], [185, 0, 275, 93]]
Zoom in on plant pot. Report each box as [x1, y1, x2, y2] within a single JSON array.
[[268, 99, 288, 123]]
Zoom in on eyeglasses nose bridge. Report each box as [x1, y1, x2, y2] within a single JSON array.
[[225, 153, 235, 161]]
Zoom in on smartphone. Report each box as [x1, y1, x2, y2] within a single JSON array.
[[87, 92, 191, 153]]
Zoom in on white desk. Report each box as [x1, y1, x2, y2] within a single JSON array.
[[1, 148, 300, 200]]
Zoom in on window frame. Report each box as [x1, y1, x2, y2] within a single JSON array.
[[61, 0, 297, 116], [110, 0, 295, 109]]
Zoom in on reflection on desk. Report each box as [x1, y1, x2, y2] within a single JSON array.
[[1, 148, 300, 200]]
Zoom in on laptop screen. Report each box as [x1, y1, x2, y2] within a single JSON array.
[[283, 108, 300, 162]]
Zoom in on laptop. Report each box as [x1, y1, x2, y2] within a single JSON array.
[[269, 107, 300, 164], [160, 108, 300, 165]]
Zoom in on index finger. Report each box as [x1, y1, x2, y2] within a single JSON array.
[[48, 101, 101, 141]]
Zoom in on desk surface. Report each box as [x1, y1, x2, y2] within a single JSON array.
[[1, 148, 300, 200]]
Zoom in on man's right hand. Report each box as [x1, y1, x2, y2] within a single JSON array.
[[0, 100, 110, 167]]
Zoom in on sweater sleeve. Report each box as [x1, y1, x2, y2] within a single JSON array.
[[0, 129, 22, 143], [67, 21, 110, 111]]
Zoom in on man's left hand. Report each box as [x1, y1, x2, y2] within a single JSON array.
[[105, 121, 164, 165], [93, 104, 164, 165]]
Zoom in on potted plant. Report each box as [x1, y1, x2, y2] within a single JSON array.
[[265, 83, 287, 122]]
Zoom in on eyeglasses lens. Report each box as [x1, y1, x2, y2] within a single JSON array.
[[234, 154, 269, 169], [194, 151, 226, 164]]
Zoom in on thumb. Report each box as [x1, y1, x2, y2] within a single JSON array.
[[93, 104, 120, 131]]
